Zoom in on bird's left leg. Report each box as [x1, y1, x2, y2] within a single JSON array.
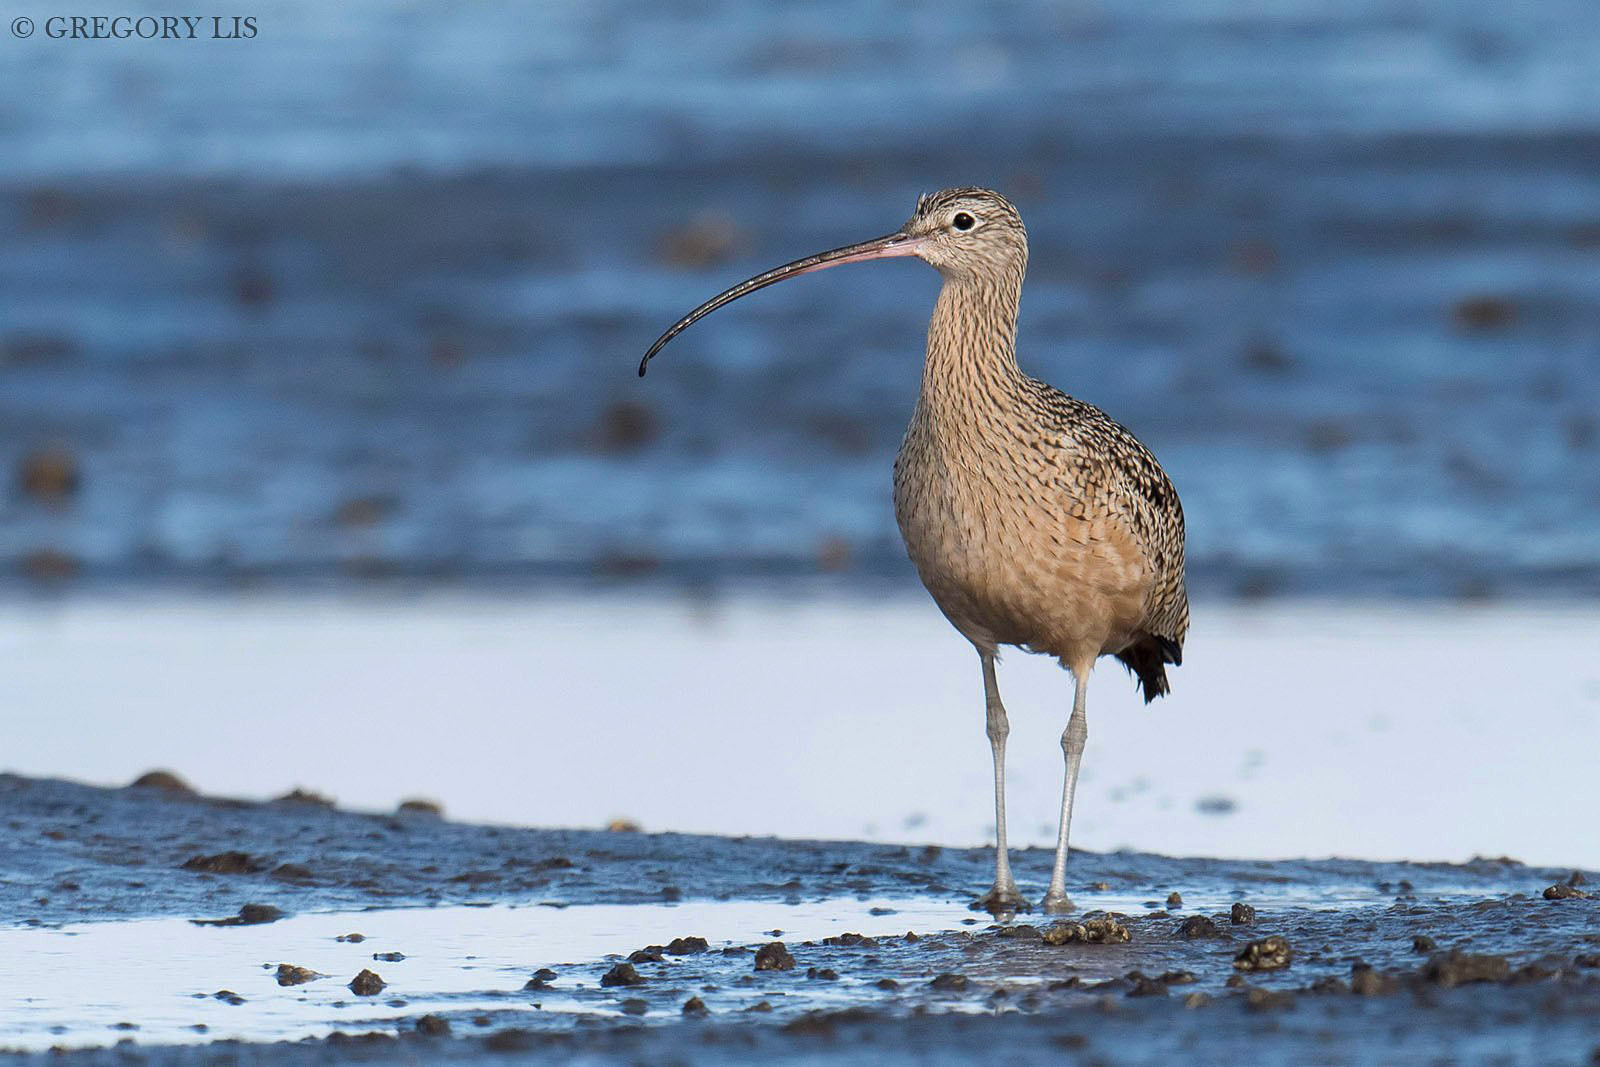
[[1041, 670, 1089, 913], [972, 649, 1029, 915]]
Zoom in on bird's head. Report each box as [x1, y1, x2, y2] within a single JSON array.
[[639, 187, 1027, 375], [899, 187, 1028, 282]]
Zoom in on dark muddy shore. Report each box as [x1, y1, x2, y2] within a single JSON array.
[[3, 773, 1598, 1064]]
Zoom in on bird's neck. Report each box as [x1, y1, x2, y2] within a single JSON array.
[[918, 273, 1025, 421]]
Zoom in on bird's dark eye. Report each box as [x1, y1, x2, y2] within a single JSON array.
[[952, 212, 975, 231]]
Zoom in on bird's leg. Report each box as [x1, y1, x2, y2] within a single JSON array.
[[1041, 672, 1089, 913], [972, 650, 1029, 916]]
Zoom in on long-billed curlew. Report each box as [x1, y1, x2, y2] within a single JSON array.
[[639, 188, 1188, 915]]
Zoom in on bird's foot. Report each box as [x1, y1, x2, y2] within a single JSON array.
[[972, 885, 1032, 918], [1039, 889, 1075, 914]]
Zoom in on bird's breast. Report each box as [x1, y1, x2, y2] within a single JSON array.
[[892, 421, 1152, 668]]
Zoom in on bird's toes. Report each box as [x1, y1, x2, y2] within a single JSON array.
[[972, 887, 1033, 918], [1039, 891, 1075, 914]]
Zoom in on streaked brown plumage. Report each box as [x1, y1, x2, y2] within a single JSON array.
[[640, 187, 1188, 915]]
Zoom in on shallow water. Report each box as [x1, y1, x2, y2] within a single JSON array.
[[0, 897, 949, 1050], [0, 882, 1507, 1052]]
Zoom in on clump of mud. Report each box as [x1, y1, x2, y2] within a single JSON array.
[[822, 932, 879, 948], [273, 789, 335, 809], [348, 969, 386, 995], [1234, 935, 1292, 971], [396, 798, 443, 817], [1042, 916, 1130, 945], [754, 942, 796, 971], [1176, 915, 1224, 939], [1124, 969, 1195, 997], [1242, 986, 1296, 1011], [1350, 964, 1396, 995], [600, 963, 644, 987], [191, 904, 285, 926], [127, 770, 193, 794], [181, 852, 264, 875], [1424, 952, 1509, 987], [1543, 883, 1591, 900], [275, 964, 322, 987], [523, 968, 557, 990]]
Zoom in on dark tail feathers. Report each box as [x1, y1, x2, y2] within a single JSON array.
[[1115, 634, 1183, 704]]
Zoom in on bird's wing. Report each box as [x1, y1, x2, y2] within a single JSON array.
[[1029, 381, 1190, 651]]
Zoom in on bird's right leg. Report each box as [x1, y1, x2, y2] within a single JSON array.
[[972, 650, 1029, 916]]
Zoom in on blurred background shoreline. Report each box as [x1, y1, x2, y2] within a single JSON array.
[[4, 1, 1600, 601]]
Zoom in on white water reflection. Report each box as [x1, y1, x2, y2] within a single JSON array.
[[2, 593, 1598, 868], [0, 896, 961, 1051]]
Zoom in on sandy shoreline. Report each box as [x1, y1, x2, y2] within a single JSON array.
[[3, 774, 1598, 1064]]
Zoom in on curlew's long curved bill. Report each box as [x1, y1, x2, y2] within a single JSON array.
[[638, 231, 925, 376]]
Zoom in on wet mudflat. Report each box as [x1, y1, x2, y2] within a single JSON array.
[[3, 775, 1599, 1064]]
